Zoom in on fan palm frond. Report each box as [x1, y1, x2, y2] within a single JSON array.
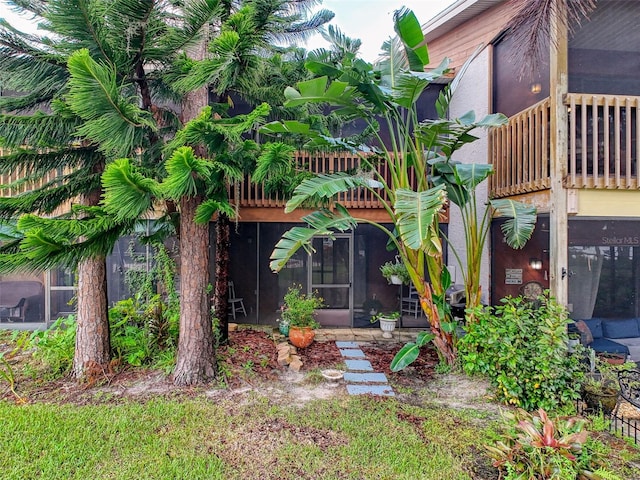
[[505, 0, 596, 78]]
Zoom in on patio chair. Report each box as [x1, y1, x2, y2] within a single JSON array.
[[617, 369, 640, 416], [228, 281, 247, 320], [401, 285, 421, 320]]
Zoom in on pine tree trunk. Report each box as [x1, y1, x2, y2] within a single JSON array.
[[213, 213, 230, 344], [72, 180, 110, 381], [173, 195, 216, 386], [173, 28, 216, 385], [72, 255, 110, 380]]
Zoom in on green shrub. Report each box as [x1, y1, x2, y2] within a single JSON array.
[[281, 285, 323, 328], [458, 293, 583, 411], [29, 315, 77, 377], [109, 294, 179, 368], [487, 408, 622, 480]]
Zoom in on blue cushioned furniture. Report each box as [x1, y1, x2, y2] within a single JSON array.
[[580, 318, 637, 359]]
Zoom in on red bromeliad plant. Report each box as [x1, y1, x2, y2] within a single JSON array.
[[486, 408, 619, 480]]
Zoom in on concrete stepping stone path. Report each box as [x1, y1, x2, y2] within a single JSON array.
[[336, 341, 395, 397]]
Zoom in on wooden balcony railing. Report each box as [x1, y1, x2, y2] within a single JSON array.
[[234, 151, 397, 210], [490, 93, 640, 198], [567, 93, 640, 189], [489, 98, 551, 198], [1, 149, 406, 214]]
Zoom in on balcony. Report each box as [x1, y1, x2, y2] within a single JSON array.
[[489, 93, 640, 198], [1, 150, 439, 222], [233, 151, 388, 210]]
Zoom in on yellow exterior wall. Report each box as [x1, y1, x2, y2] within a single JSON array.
[[574, 190, 640, 217]]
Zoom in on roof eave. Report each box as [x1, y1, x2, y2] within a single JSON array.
[[422, 0, 505, 41]]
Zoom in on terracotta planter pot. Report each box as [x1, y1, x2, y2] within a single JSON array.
[[288, 326, 315, 348], [598, 353, 626, 365]]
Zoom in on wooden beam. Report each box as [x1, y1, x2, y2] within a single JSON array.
[[549, 2, 569, 305]]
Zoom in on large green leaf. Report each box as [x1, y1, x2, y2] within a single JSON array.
[[491, 199, 537, 249], [394, 186, 447, 251], [260, 120, 312, 135], [415, 331, 435, 347], [454, 163, 494, 191], [284, 76, 357, 108], [436, 163, 494, 208], [393, 8, 429, 70], [285, 172, 374, 213], [390, 342, 418, 371], [392, 74, 429, 109], [269, 207, 357, 272], [101, 158, 160, 222]]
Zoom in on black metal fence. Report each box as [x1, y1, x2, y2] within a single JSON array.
[[577, 401, 640, 445]]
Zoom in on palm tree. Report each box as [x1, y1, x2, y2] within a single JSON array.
[[0, 0, 222, 379], [257, 9, 536, 366], [505, 0, 596, 77]]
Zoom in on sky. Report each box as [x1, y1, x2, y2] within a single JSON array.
[[0, 0, 458, 62], [307, 0, 457, 62]]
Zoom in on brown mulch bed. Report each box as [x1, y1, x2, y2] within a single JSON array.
[[1, 329, 438, 403], [361, 342, 439, 386], [219, 330, 439, 388]]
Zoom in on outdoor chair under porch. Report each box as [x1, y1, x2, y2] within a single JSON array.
[[227, 281, 247, 320]]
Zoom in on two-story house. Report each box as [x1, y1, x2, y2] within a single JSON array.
[[5, 0, 637, 330], [424, 0, 640, 322]]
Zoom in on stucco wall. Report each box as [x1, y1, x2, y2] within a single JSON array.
[[447, 47, 492, 303]]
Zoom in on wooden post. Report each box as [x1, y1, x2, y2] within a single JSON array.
[[549, 1, 569, 305]]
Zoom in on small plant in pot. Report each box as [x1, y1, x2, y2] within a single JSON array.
[[281, 285, 323, 348], [379, 260, 410, 285], [582, 355, 634, 414], [372, 311, 400, 339]]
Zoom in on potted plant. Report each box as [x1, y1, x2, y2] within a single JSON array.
[[281, 285, 323, 348], [380, 260, 410, 285], [582, 356, 634, 414], [372, 311, 400, 338]]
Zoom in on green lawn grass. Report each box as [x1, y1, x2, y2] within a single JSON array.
[[0, 395, 495, 480]]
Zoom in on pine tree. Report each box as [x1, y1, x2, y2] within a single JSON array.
[[0, 0, 223, 379]]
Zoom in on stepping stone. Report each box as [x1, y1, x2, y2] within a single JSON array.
[[339, 348, 366, 358], [344, 372, 389, 383], [344, 359, 374, 371], [347, 384, 395, 397], [335, 341, 359, 349]]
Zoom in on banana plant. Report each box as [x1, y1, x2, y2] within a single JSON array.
[[428, 121, 537, 319], [259, 8, 535, 366]]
